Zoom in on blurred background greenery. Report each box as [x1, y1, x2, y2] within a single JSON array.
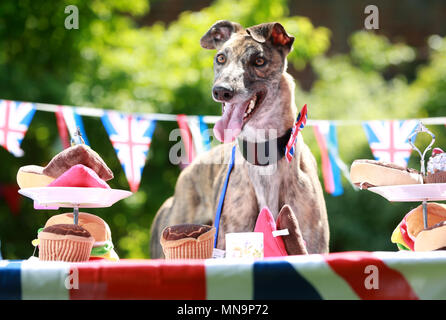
[[0, 0, 445, 259]]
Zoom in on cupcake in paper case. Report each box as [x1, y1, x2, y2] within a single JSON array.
[[160, 224, 215, 259], [36, 212, 119, 261], [426, 148, 446, 183], [38, 224, 95, 262]]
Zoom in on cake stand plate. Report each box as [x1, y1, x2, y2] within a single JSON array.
[[18, 187, 133, 208], [369, 183, 446, 202]]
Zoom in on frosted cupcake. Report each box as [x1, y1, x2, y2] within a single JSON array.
[[160, 224, 215, 259], [426, 148, 446, 183], [38, 224, 94, 262]]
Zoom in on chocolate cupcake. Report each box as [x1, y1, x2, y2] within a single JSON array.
[[426, 148, 446, 183], [38, 224, 95, 262], [160, 224, 215, 259]]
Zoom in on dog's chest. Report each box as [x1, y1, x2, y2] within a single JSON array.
[[245, 162, 283, 219]]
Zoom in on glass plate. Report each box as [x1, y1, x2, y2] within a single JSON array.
[[18, 187, 133, 208], [369, 183, 446, 202]]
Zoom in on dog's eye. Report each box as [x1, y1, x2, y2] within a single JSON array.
[[216, 54, 226, 64], [254, 57, 266, 66]]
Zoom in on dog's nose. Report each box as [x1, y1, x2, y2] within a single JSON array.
[[213, 86, 234, 102]]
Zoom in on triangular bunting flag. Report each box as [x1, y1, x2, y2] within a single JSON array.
[[55, 105, 70, 149], [313, 121, 344, 196], [0, 100, 36, 157], [60, 106, 90, 146], [187, 115, 211, 157], [363, 120, 418, 168], [177, 114, 195, 165], [101, 111, 156, 193]]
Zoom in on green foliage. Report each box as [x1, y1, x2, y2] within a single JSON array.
[[411, 35, 446, 117], [349, 31, 416, 71], [0, 0, 445, 258]]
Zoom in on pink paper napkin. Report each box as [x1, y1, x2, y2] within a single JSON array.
[[48, 164, 110, 189]]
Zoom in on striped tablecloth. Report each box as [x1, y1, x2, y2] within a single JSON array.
[[2, 251, 446, 300]]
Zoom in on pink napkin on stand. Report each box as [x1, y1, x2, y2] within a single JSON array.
[[48, 164, 110, 189]]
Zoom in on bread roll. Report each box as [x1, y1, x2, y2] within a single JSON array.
[[391, 203, 446, 251], [44, 212, 111, 242], [350, 159, 422, 189], [17, 165, 55, 188], [406, 203, 446, 252], [406, 203, 446, 239], [415, 221, 446, 251]]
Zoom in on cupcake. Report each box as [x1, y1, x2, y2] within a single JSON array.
[[38, 224, 95, 262], [160, 224, 215, 259], [39, 212, 119, 261], [426, 148, 446, 183]]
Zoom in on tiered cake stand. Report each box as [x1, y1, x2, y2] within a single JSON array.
[[19, 130, 133, 229], [368, 122, 443, 229], [19, 187, 132, 225]]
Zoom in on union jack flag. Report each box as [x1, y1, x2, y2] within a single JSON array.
[[285, 104, 308, 163], [101, 111, 157, 193], [362, 120, 418, 168], [0, 100, 36, 157]]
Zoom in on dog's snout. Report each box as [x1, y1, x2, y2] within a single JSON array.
[[213, 86, 234, 102]]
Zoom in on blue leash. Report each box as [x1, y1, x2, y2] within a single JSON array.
[[213, 145, 236, 248]]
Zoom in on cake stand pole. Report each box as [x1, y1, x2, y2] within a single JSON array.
[[422, 200, 428, 229], [73, 206, 79, 225], [408, 122, 435, 230]]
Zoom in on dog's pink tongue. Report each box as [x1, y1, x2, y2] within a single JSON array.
[[214, 104, 244, 142]]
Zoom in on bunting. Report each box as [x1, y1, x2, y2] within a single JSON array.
[[60, 106, 90, 146], [101, 111, 157, 193], [313, 122, 343, 196], [176, 114, 195, 164], [0, 100, 36, 157], [2, 98, 446, 195], [55, 106, 70, 149], [187, 115, 211, 156], [362, 120, 418, 168]]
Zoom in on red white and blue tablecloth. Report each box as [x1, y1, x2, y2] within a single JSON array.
[[2, 251, 446, 300]]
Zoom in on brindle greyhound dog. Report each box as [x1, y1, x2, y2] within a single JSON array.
[[150, 21, 329, 258]]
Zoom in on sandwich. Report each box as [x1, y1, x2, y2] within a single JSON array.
[[391, 203, 446, 251]]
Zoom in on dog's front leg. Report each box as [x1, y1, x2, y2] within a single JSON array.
[[276, 205, 308, 255]]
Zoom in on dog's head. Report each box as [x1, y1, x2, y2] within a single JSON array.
[[201, 21, 295, 142]]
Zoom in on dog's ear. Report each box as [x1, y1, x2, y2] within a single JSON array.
[[246, 22, 294, 55], [200, 20, 244, 50]]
